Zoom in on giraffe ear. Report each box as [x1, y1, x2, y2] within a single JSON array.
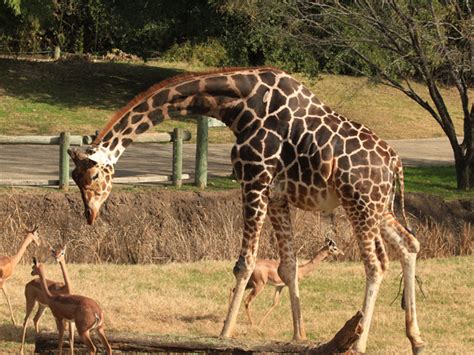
[[87, 150, 112, 166], [68, 148, 89, 162]]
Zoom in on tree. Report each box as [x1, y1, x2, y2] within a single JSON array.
[[287, 0, 473, 189]]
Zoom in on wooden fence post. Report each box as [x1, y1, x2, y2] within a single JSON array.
[[195, 116, 208, 189], [59, 132, 70, 190], [54, 46, 61, 60], [172, 128, 183, 187]]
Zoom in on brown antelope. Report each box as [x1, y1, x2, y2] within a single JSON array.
[[0, 226, 40, 324], [20, 246, 74, 354], [31, 258, 112, 355], [242, 238, 344, 326]]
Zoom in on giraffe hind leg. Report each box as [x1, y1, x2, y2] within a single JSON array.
[[352, 228, 385, 353], [381, 213, 425, 354], [268, 198, 306, 341]]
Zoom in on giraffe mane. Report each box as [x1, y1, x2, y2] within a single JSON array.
[[92, 66, 281, 146]]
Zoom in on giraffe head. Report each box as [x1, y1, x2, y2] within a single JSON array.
[[68, 148, 114, 225], [325, 237, 344, 256]]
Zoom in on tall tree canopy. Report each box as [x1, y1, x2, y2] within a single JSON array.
[[222, 0, 473, 189], [291, 1, 473, 189]]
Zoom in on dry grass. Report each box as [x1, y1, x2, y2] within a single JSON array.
[[0, 256, 472, 354], [0, 190, 471, 352], [0, 190, 471, 265]]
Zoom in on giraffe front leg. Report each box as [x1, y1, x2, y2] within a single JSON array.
[[268, 198, 306, 341], [220, 188, 268, 338]]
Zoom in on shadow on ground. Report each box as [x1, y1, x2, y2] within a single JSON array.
[[0, 58, 183, 110], [0, 322, 24, 343]]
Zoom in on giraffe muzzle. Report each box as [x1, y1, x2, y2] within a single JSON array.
[[85, 208, 98, 225]]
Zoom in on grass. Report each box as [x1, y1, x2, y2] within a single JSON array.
[[0, 58, 469, 142], [404, 166, 474, 200], [0, 256, 472, 353]]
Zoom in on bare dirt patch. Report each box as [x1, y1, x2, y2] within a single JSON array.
[[0, 189, 471, 263]]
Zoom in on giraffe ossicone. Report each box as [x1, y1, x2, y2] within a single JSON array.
[[70, 67, 425, 353]]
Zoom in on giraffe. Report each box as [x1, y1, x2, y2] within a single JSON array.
[[69, 67, 425, 353]]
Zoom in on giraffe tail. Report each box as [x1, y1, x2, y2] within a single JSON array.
[[391, 155, 413, 235]]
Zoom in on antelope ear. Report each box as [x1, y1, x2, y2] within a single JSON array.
[[32, 257, 38, 266]]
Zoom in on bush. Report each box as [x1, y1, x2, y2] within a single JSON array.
[[162, 39, 228, 67]]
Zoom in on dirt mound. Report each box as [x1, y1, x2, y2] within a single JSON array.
[[0, 190, 471, 264], [404, 192, 473, 229]]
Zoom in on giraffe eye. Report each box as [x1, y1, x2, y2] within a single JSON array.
[[92, 172, 99, 180]]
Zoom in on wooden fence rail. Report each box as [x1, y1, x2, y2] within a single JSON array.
[[0, 129, 195, 190]]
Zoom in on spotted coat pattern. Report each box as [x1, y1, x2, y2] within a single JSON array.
[[71, 67, 425, 353]]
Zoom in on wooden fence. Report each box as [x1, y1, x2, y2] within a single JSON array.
[[0, 123, 212, 189]]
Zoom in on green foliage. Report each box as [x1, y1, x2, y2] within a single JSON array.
[[162, 39, 228, 67], [2, 0, 20, 14], [0, 0, 321, 75]]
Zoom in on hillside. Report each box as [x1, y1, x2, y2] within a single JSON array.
[[0, 58, 467, 143]]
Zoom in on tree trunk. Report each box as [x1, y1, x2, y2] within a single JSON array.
[[453, 148, 473, 190], [35, 311, 364, 354]]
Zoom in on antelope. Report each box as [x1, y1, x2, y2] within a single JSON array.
[[0, 226, 40, 324], [20, 246, 74, 354], [30, 257, 112, 355], [242, 238, 344, 326]]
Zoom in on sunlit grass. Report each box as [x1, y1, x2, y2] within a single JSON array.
[[404, 166, 474, 200], [0, 256, 472, 353], [0, 58, 469, 143]]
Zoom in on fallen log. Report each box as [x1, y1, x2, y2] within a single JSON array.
[[35, 311, 363, 354]]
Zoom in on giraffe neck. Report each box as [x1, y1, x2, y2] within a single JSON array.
[[88, 67, 303, 165], [298, 247, 330, 279], [11, 235, 33, 269]]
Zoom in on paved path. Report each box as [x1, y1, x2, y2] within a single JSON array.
[[0, 137, 455, 183]]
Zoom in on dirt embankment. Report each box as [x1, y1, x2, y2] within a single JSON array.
[[0, 190, 471, 264]]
